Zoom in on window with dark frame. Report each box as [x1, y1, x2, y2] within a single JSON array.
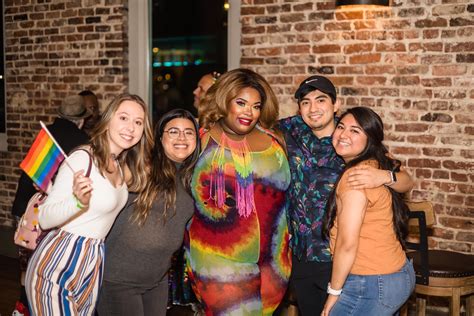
[[151, 0, 228, 123]]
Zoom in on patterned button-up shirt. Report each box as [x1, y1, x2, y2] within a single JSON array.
[[278, 115, 344, 262]]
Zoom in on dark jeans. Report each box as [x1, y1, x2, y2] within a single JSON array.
[[290, 255, 332, 316]]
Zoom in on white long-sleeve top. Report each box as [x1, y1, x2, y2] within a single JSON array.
[[39, 150, 128, 239]]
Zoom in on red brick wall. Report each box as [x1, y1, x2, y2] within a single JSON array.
[[1, 1, 472, 253], [241, 1, 473, 253], [0, 1, 129, 226]]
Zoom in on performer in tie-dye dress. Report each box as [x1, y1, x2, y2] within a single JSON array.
[[185, 69, 291, 315]]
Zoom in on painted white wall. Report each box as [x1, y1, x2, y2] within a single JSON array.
[[128, 0, 151, 107], [228, 0, 241, 70]]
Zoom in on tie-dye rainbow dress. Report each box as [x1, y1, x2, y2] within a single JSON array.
[[186, 127, 291, 315]]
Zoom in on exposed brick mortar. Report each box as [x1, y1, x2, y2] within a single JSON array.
[[241, 0, 473, 253], [1, 0, 129, 228]]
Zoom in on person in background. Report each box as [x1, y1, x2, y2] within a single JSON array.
[[322, 107, 415, 315], [97, 109, 200, 316], [11, 95, 91, 315], [192, 71, 221, 111], [278, 75, 414, 315], [25, 93, 153, 316], [79, 90, 101, 135], [186, 68, 291, 315]]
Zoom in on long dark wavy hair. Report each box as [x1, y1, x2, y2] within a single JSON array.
[[323, 106, 410, 248], [132, 109, 200, 225]]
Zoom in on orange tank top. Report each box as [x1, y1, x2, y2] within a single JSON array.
[[330, 160, 406, 275]]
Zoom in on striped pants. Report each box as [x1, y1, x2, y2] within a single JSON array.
[[25, 230, 104, 316]]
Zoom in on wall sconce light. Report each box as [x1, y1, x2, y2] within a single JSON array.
[[336, 0, 389, 7], [223, 1, 230, 11]]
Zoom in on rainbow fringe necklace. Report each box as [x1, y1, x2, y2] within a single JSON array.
[[210, 131, 255, 218]]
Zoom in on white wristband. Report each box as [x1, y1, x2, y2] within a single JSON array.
[[327, 283, 342, 296]]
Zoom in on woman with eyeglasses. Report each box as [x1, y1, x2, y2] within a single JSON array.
[[97, 109, 200, 316]]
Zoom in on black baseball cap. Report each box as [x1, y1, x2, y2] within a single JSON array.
[[294, 75, 337, 102]]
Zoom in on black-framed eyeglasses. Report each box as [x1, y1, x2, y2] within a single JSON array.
[[163, 127, 196, 140]]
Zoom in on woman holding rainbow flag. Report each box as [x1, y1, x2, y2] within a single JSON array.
[[25, 93, 153, 316]]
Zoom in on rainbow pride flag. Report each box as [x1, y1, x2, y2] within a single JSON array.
[[20, 123, 66, 191]]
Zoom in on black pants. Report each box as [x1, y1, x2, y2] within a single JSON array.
[[289, 255, 332, 316], [97, 279, 168, 316]]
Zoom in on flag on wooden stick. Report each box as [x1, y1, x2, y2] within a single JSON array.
[[20, 122, 68, 191]]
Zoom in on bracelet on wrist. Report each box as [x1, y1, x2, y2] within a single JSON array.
[[73, 194, 86, 210], [327, 283, 342, 296]]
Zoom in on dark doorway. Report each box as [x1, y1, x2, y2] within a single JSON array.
[[151, 0, 228, 123]]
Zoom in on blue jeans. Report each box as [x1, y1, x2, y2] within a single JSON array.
[[330, 259, 415, 316]]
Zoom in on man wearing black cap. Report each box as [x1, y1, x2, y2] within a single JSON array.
[[278, 75, 413, 315]]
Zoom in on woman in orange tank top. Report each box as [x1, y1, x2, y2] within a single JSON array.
[[321, 107, 415, 316]]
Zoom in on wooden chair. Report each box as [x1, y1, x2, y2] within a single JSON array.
[[402, 201, 474, 316]]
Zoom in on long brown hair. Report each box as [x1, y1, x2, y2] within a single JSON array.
[[133, 109, 200, 225], [323, 107, 409, 248], [89, 93, 153, 193]]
